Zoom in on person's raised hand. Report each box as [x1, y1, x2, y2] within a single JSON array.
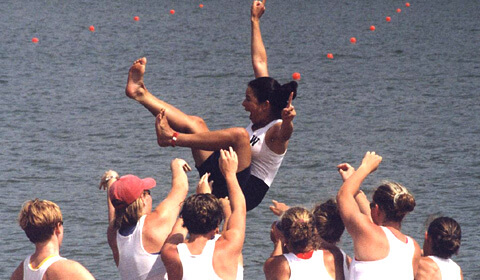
[[281, 92, 296, 123], [197, 172, 213, 194], [269, 200, 290, 216], [99, 170, 119, 190], [337, 163, 355, 182], [251, 0, 266, 21], [171, 158, 192, 173], [360, 151, 382, 173], [219, 146, 238, 177]]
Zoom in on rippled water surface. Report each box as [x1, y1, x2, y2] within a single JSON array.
[[1, 0, 479, 279]]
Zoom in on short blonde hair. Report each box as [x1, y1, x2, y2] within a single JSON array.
[[18, 199, 63, 243], [114, 196, 145, 230]]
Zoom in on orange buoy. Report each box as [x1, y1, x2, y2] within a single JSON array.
[[396, 8, 402, 13], [134, 16, 139, 21], [89, 25, 95, 32], [199, 4, 204, 8], [386, 16, 391, 22], [370, 25, 376, 31], [292, 72, 301, 80], [327, 53, 334, 59], [406, 2, 411, 7], [170, 9, 175, 14], [350, 37, 357, 44], [32, 37, 39, 43]]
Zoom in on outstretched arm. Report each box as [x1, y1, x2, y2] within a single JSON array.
[[148, 159, 191, 230], [99, 170, 120, 266], [219, 147, 246, 252], [336, 152, 382, 255], [266, 92, 296, 154], [269, 200, 290, 216], [264, 222, 289, 280], [251, 0, 269, 78], [338, 163, 372, 219]]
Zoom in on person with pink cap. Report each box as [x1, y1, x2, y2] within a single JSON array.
[[99, 158, 191, 280]]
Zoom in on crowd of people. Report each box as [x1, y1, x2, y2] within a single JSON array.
[[11, 1, 463, 279]]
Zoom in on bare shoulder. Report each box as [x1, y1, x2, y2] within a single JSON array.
[[265, 121, 289, 154], [416, 257, 441, 280], [264, 255, 290, 280], [48, 259, 95, 280], [161, 244, 183, 280], [10, 261, 23, 280]]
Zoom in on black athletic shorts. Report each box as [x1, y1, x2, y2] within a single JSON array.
[[197, 151, 269, 211]]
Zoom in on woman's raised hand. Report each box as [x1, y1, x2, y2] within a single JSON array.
[[281, 92, 296, 123], [251, 0, 266, 21], [360, 151, 382, 173]]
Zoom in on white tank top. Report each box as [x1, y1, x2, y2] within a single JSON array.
[[340, 248, 350, 280], [245, 119, 285, 187], [283, 250, 334, 280], [428, 256, 461, 280], [117, 215, 167, 280], [23, 255, 66, 280], [177, 238, 222, 280], [349, 226, 415, 280]]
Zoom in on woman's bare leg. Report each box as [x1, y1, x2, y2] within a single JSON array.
[[127, 57, 251, 170], [156, 110, 251, 172], [125, 57, 209, 134], [126, 57, 213, 165]]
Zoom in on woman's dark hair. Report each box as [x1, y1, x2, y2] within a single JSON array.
[[248, 77, 298, 119], [312, 199, 345, 244], [428, 217, 461, 258], [279, 207, 318, 253], [372, 181, 415, 223], [181, 194, 224, 235]]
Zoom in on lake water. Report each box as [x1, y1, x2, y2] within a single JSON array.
[[1, 0, 479, 279]]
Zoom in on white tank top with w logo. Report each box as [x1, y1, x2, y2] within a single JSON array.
[[246, 119, 285, 187]]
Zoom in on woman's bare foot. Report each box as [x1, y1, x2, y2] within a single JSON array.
[[156, 109, 176, 147], [126, 57, 148, 101]]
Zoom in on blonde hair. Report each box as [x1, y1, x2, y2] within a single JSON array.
[[373, 181, 415, 222], [18, 199, 63, 243], [279, 207, 318, 253], [114, 196, 144, 230]]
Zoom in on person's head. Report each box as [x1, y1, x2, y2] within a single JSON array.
[[425, 217, 461, 258], [109, 174, 156, 230], [243, 77, 298, 122], [371, 181, 415, 224], [312, 199, 345, 244], [278, 207, 318, 253], [181, 194, 224, 235], [18, 199, 63, 244]]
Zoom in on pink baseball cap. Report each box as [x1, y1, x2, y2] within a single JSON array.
[[109, 174, 156, 208]]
